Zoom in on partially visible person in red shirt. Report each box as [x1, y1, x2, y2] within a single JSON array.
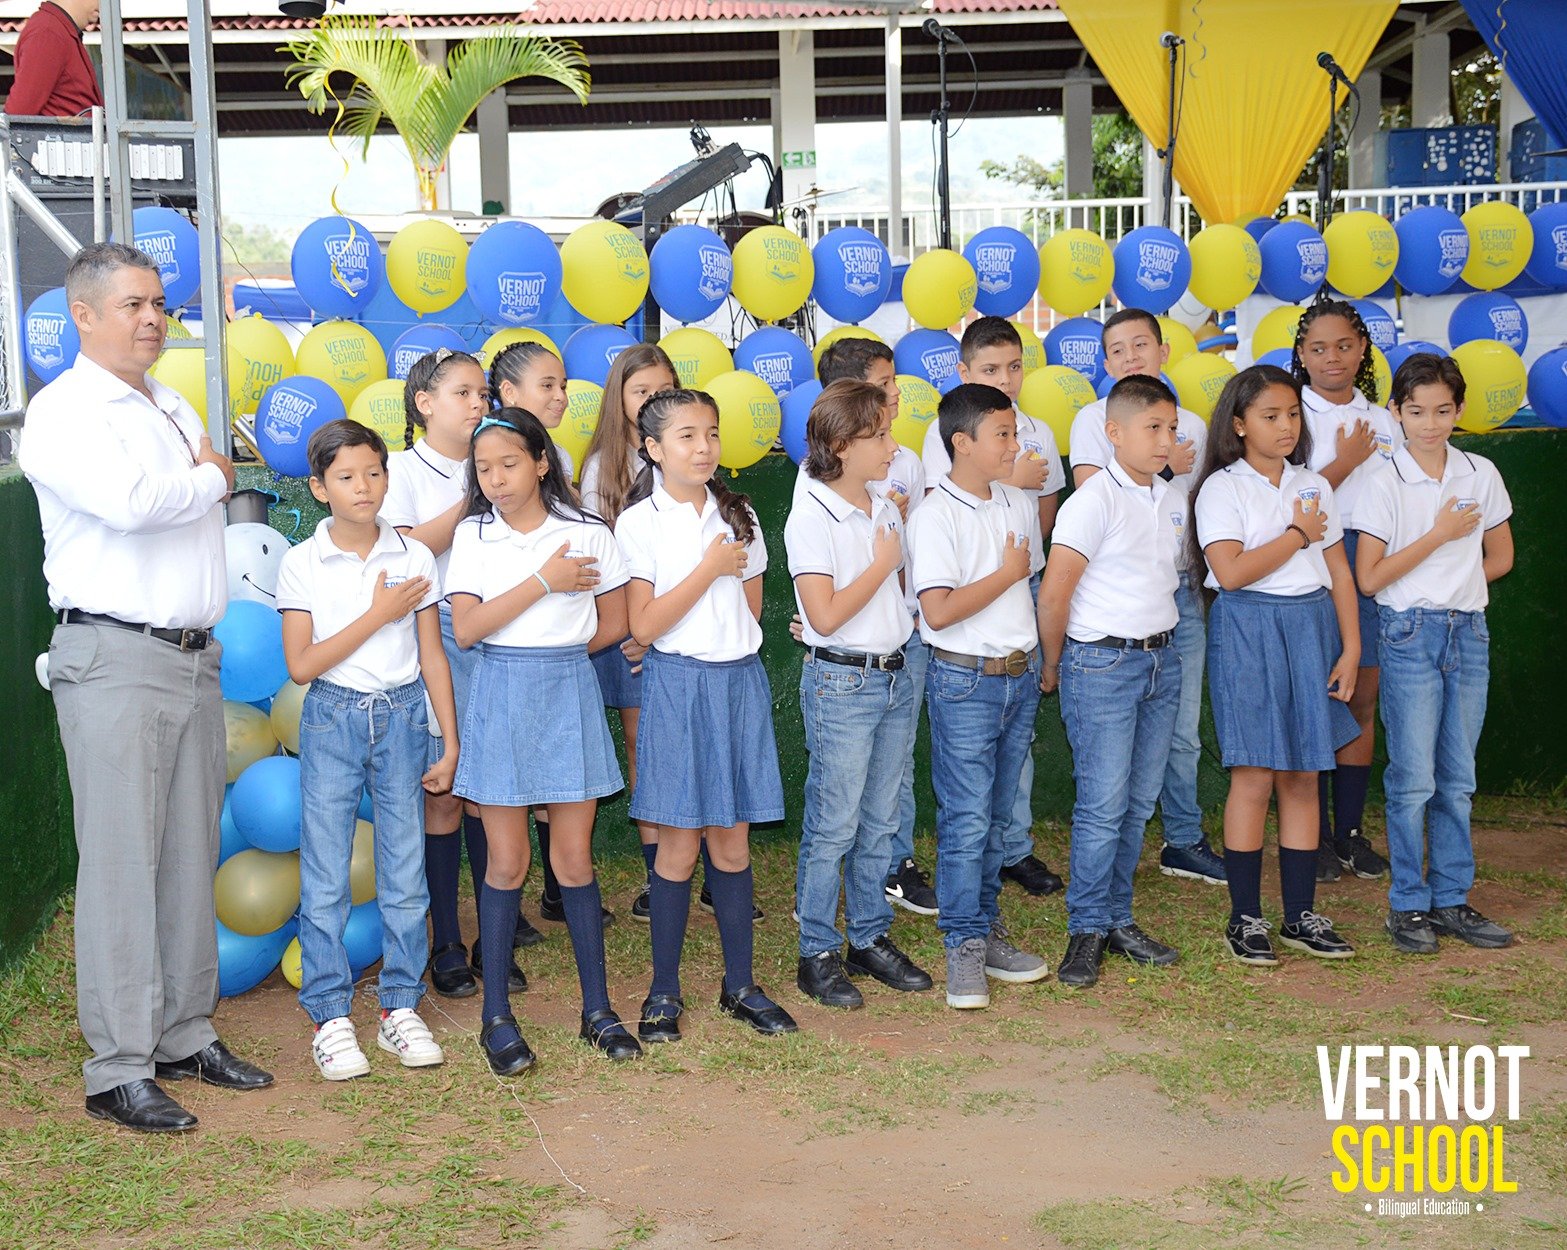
[[6, 0, 104, 118]]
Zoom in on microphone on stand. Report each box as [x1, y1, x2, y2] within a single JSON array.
[[1160, 31, 1185, 48], [1317, 51, 1359, 96], [923, 17, 957, 43]]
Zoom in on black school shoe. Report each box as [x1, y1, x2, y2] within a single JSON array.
[[1000, 854, 1064, 896], [1386, 910, 1440, 955], [1279, 912, 1356, 959], [480, 1016, 536, 1076], [1429, 904, 1513, 949], [538, 893, 617, 927], [1106, 923, 1180, 966], [1334, 831, 1390, 880], [1225, 915, 1279, 966], [580, 1008, 644, 1061], [845, 935, 934, 991], [85, 1079, 197, 1133], [698, 884, 764, 922], [513, 911, 546, 948], [427, 941, 478, 998], [797, 951, 864, 1008], [630, 885, 651, 923], [1057, 932, 1108, 988], [154, 1040, 274, 1090], [469, 941, 528, 993], [718, 983, 798, 1035], [637, 993, 684, 1044], [1315, 841, 1343, 883]]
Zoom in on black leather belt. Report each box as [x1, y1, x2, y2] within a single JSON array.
[[810, 645, 905, 672], [932, 646, 1036, 677], [1077, 631, 1174, 651], [61, 609, 211, 652]]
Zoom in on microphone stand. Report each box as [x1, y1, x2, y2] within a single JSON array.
[[1317, 67, 1340, 229], [933, 32, 952, 250], [1159, 38, 1179, 230]]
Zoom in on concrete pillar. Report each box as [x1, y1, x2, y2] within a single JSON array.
[[885, 17, 903, 254], [775, 30, 818, 219], [1062, 67, 1093, 200], [1349, 68, 1382, 188], [1410, 29, 1451, 128], [477, 89, 509, 215], [1498, 68, 1535, 179]]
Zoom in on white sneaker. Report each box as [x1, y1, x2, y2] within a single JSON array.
[[377, 1008, 445, 1068], [313, 1016, 370, 1081]]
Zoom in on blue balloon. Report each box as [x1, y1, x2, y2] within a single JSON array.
[[1259, 221, 1329, 303], [216, 917, 294, 998], [1449, 292, 1528, 353], [255, 375, 346, 478], [811, 226, 891, 324], [131, 206, 200, 309], [1255, 348, 1295, 370], [734, 326, 814, 400], [343, 900, 384, 978], [1095, 371, 1115, 399], [1044, 316, 1106, 384], [214, 600, 290, 704], [780, 379, 821, 465], [1393, 205, 1468, 297], [231, 755, 303, 853], [1524, 202, 1567, 290], [1241, 216, 1278, 245], [1527, 346, 1567, 428], [23, 287, 80, 384], [894, 328, 962, 393], [564, 323, 638, 388], [291, 215, 385, 320], [1351, 300, 1399, 353], [389, 323, 469, 381], [651, 224, 732, 324], [220, 785, 248, 865], [963, 226, 1040, 318], [466, 221, 562, 326], [1383, 340, 1445, 376], [1110, 226, 1191, 314]]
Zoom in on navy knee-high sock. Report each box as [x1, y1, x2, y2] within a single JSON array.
[[1317, 773, 1333, 848], [536, 816, 562, 904], [640, 841, 658, 882], [425, 830, 463, 961], [1225, 848, 1264, 926], [1331, 765, 1371, 843], [479, 883, 521, 1031], [1279, 847, 1318, 927], [560, 881, 611, 1016], [705, 864, 756, 996], [462, 813, 488, 922], [648, 870, 692, 999]]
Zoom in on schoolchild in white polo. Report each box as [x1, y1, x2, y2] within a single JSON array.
[[1040, 376, 1186, 989], [1353, 352, 1515, 955]]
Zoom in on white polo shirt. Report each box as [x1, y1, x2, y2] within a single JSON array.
[[1069, 397, 1208, 502], [275, 518, 441, 692], [1051, 459, 1181, 642], [791, 447, 926, 614], [21, 354, 228, 629], [1354, 445, 1512, 613], [1195, 459, 1343, 596], [1302, 386, 1401, 530], [445, 507, 627, 648], [909, 477, 1042, 656], [616, 485, 768, 662], [382, 439, 466, 582], [580, 454, 662, 522], [785, 479, 914, 654]]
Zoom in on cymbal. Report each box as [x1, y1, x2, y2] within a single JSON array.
[[780, 185, 859, 208]]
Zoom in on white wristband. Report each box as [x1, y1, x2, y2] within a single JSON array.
[[534, 571, 551, 595]]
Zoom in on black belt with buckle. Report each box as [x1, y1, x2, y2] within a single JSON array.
[[61, 609, 211, 652], [1079, 631, 1174, 651], [810, 645, 905, 672], [932, 646, 1036, 677]]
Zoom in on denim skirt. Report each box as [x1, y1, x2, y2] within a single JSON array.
[[427, 605, 478, 771], [630, 648, 785, 830], [1340, 530, 1379, 668], [1207, 588, 1360, 771], [453, 643, 624, 807], [590, 636, 642, 709]]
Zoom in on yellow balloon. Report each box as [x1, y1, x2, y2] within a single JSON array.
[[1167, 353, 1238, 422], [295, 319, 387, 408], [812, 325, 883, 368], [224, 700, 277, 784], [1281, 213, 1316, 227], [1369, 345, 1392, 407], [706, 369, 781, 470], [280, 937, 303, 989], [386, 219, 468, 314], [893, 374, 941, 452], [150, 340, 245, 427], [480, 326, 560, 368], [903, 248, 977, 331], [347, 378, 412, 452], [1157, 317, 1200, 367], [660, 326, 734, 388], [1451, 340, 1526, 432], [1460, 201, 1532, 292], [165, 315, 192, 340], [269, 680, 307, 755], [1017, 365, 1096, 455], [214, 849, 301, 937], [554, 380, 603, 478], [1322, 211, 1399, 299], [1187, 223, 1262, 311], [1015, 321, 1046, 373], [1251, 304, 1307, 358], [227, 314, 296, 417], [349, 820, 377, 906], [731, 226, 814, 323], [1038, 229, 1114, 317], [561, 219, 649, 325]]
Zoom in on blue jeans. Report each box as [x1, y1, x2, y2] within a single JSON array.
[[1002, 572, 1044, 866], [797, 655, 917, 955], [926, 651, 1042, 948], [1060, 641, 1181, 935], [298, 678, 431, 1024], [890, 632, 930, 872], [1157, 573, 1206, 848], [1378, 608, 1489, 912]]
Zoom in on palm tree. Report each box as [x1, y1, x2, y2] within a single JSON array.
[[283, 15, 590, 211]]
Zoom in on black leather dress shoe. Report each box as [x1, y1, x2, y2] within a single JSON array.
[[154, 1040, 274, 1090], [480, 1015, 536, 1076], [580, 1008, 644, 1061], [513, 911, 546, 948], [85, 1079, 197, 1133], [718, 983, 798, 1035], [797, 951, 864, 1009], [538, 893, 617, 927], [1106, 923, 1180, 966], [426, 942, 478, 998], [637, 993, 684, 1044], [845, 935, 935, 991], [1057, 932, 1108, 988], [1000, 854, 1065, 896], [470, 941, 527, 993]]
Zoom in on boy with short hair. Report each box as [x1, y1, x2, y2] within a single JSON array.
[[909, 383, 1052, 1010], [276, 418, 461, 1080], [1040, 376, 1187, 987], [1068, 309, 1225, 887], [922, 316, 1066, 900]]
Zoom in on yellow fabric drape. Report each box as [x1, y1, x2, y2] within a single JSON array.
[[1058, 0, 1400, 226]]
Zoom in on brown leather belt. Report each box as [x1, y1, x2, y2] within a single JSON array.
[[932, 646, 1036, 677]]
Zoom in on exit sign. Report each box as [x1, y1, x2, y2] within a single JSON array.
[[781, 149, 817, 169]]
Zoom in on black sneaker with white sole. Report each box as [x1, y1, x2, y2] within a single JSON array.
[[1279, 911, 1355, 959], [884, 857, 938, 915], [1225, 915, 1279, 966], [630, 885, 651, 923], [699, 884, 764, 922], [1385, 909, 1439, 954], [1334, 831, 1390, 879], [1158, 839, 1226, 884], [1315, 841, 1343, 883]]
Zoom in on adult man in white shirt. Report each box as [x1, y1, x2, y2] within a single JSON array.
[[21, 242, 273, 1134]]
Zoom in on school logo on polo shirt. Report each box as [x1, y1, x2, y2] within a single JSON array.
[[698, 244, 732, 301], [1135, 237, 1183, 291], [323, 229, 375, 296], [1438, 229, 1469, 281], [1170, 510, 1185, 539], [496, 271, 548, 323], [1297, 486, 1322, 511], [971, 240, 1018, 296], [834, 237, 885, 298], [1374, 432, 1394, 459], [137, 228, 182, 294], [1296, 236, 1329, 287]]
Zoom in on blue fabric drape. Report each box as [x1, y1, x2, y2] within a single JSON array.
[[1462, 0, 1567, 147]]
